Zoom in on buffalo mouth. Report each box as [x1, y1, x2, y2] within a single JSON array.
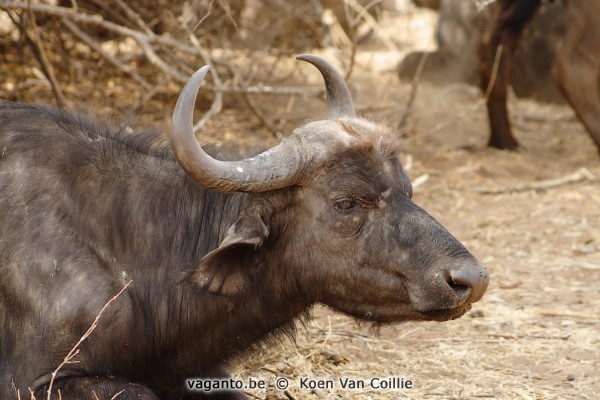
[[330, 268, 479, 323], [342, 301, 473, 324], [418, 304, 472, 322]]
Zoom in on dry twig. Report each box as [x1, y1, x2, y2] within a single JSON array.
[[46, 281, 132, 400], [211, 85, 322, 96], [420, 43, 504, 136], [1, 0, 328, 112], [186, 29, 223, 133], [15, 8, 67, 108], [398, 52, 428, 129], [343, 0, 398, 53], [60, 18, 152, 90], [2, 2, 189, 81], [243, 93, 281, 138], [471, 168, 598, 194]]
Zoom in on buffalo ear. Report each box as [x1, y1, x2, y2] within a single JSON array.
[[189, 208, 269, 296]]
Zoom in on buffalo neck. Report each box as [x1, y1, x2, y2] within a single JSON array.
[[69, 144, 309, 371]]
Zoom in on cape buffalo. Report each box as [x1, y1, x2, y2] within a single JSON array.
[[0, 54, 488, 399], [479, 0, 600, 150]]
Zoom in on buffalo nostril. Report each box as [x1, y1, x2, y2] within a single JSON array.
[[446, 277, 470, 295], [448, 264, 489, 304]]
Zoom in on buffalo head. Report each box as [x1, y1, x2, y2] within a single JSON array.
[[171, 54, 488, 323]]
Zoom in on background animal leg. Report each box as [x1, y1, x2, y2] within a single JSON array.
[[478, 0, 541, 150], [553, 0, 600, 151], [35, 376, 160, 400]]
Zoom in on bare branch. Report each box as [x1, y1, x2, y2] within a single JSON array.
[[113, 0, 153, 36], [46, 281, 132, 400], [344, 35, 358, 82], [193, 0, 215, 32], [243, 93, 281, 138], [19, 8, 67, 108], [398, 52, 428, 129], [126, 80, 167, 117], [135, 35, 189, 82], [60, 18, 152, 90], [186, 29, 224, 133], [2, 2, 198, 53], [342, 0, 398, 52], [216, 0, 239, 33], [211, 85, 322, 96], [2, 2, 195, 81], [471, 168, 599, 194]]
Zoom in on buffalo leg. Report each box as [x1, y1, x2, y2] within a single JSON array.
[[478, 0, 541, 150], [35, 377, 160, 400], [553, 0, 600, 151]]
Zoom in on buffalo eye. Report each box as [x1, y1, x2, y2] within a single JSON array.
[[335, 199, 359, 214]]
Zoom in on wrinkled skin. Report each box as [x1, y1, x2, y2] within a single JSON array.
[[272, 120, 482, 323]]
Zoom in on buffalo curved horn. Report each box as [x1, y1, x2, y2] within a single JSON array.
[[172, 66, 307, 193], [296, 54, 356, 119]]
